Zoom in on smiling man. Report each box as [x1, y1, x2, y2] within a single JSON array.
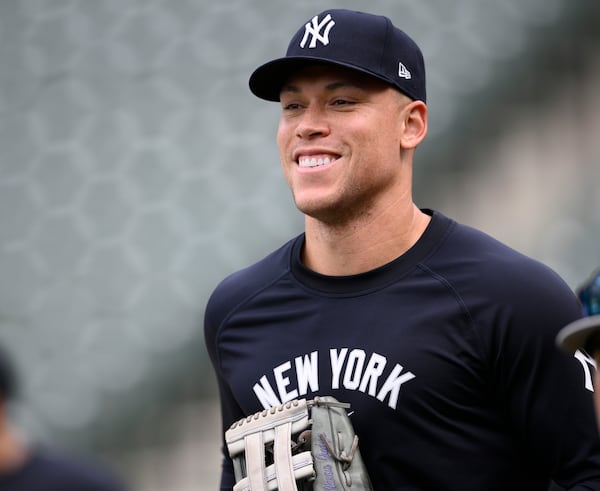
[[277, 65, 429, 275], [205, 9, 600, 490]]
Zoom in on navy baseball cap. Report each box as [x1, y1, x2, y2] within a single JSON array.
[[249, 9, 426, 103], [556, 268, 600, 353]]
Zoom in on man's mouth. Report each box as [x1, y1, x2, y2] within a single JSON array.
[[297, 154, 340, 168]]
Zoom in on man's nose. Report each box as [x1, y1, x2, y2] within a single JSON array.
[[295, 106, 330, 139]]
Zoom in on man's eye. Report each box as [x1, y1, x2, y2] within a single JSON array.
[[282, 102, 302, 111], [331, 99, 353, 107]]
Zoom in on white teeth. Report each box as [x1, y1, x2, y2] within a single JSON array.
[[298, 156, 335, 168]]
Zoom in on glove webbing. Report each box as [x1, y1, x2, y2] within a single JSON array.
[[226, 399, 315, 491]]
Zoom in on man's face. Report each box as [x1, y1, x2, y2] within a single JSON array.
[[276, 64, 414, 225]]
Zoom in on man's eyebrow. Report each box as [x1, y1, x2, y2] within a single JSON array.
[[280, 80, 362, 95], [279, 84, 301, 95]]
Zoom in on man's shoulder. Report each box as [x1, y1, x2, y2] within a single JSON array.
[[428, 211, 574, 299], [205, 235, 301, 321]]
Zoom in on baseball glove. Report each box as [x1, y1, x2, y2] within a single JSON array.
[[225, 396, 373, 490]]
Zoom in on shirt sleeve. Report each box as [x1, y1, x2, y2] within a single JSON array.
[[204, 286, 244, 491], [484, 265, 600, 489], [215, 380, 237, 490]]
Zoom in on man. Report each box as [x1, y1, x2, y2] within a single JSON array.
[[0, 346, 126, 491], [205, 9, 600, 490]]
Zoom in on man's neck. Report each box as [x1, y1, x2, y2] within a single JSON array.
[[302, 203, 430, 276]]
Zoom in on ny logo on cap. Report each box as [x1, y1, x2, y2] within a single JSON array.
[[300, 13, 336, 49]]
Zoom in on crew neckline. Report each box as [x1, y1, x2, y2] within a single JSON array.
[[289, 210, 452, 295]]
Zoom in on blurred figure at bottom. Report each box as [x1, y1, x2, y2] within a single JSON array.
[[0, 345, 126, 491]]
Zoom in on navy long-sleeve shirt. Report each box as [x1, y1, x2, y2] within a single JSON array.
[[205, 210, 600, 490]]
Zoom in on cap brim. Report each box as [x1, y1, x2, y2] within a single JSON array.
[[556, 315, 600, 353], [249, 56, 398, 102]]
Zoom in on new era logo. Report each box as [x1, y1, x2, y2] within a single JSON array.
[[398, 62, 411, 80], [300, 13, 336, 48]]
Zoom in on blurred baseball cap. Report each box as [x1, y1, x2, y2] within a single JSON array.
[[249, 9, 426, 103], [556, 268, 600, 353]]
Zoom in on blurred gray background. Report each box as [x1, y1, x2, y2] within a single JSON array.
[[0, 0, 598, 490]]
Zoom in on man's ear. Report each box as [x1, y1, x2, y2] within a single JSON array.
[[400, 100, 428, 150]]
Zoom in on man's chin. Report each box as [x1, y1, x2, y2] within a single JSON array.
[[295, 200, 357, 227]]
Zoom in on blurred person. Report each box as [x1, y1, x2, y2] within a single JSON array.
[[0, 345, 126, 491], [204, 8, 600, 490], [557, 268, 600, 422]]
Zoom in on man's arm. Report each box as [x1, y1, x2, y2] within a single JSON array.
[[490, 272, 600, 489]]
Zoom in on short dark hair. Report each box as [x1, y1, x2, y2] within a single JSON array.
[[0, 345, 18, 401]]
